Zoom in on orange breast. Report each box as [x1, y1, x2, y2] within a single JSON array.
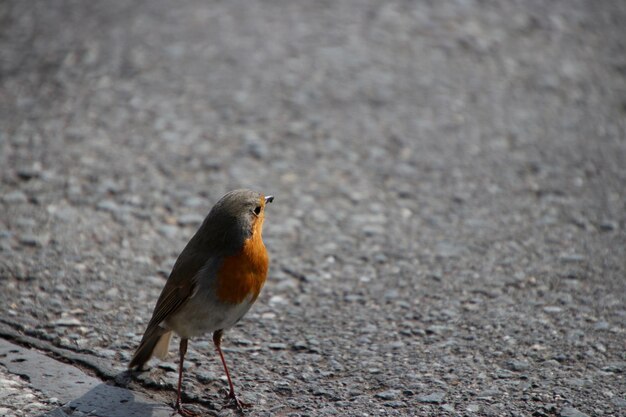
[[216, 216, 269, 304]]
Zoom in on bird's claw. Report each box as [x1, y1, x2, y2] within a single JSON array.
[[224, 389, 252, 411], [173, 402, 201, 417]]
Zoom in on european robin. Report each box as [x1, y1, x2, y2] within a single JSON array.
[[129, 189, 274, 415]]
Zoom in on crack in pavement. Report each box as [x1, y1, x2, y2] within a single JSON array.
[[0, 336, 174, 417], [0, 322, 220, 416], [0, 320, 122, 382]]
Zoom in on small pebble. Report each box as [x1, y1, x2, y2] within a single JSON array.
[[560, 406, 589, 417], [19, 234, 40, 247], [383, 401, 406, 408], [268, 343, 287, 350], [611, 397, 626, 408], [496, 369, 515, 378], [417, 392, 446, 403], [559, 253, 586, 263], [158, 225, 179, 238], [593, 321, 610, 331], [53, 317, 82, 326], [96, 200, 120, 213], [477, 388, 500, 399], [158, 362, 178, 372], [177, 214, 204, 226], [197, 370, 218, 383], [292, 341, 308, 351], [603, 362, 626, 373], [426, 325, 449, 335], [467, 403, 481, 412], [375, 390, 401, 400], [3, 190, 28, 204], [507, 359, 531, 371], [17, 167, 41, 180]]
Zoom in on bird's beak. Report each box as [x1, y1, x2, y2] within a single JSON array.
[[265, 195, 274, 204]]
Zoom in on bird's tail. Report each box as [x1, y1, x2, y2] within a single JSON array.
[[129, 327, 172, 370]]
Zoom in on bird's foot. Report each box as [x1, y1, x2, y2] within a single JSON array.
[[224, 389, 252, 412], [173, 401, 201, 417]]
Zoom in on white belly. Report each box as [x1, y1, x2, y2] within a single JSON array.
[[164, 292, 254, 339]]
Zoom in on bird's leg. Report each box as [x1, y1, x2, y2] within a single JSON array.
[[212, 330, 236, 398], [174, 338, 198, 417], [213, 330, 251, 410]]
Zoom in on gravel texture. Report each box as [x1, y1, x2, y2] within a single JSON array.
[[1, 1, 625, 416], [0, 365, 51, 417]]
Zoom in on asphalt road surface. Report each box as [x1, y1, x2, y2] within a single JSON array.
[[1, 1, 625, 416]]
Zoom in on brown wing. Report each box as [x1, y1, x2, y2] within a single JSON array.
[[129, 247, 209, 369], [145, 247, 207, 331]]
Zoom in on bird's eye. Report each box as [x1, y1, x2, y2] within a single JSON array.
[[253, 206, 262, 216]]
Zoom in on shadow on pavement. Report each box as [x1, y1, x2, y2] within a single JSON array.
[[0, 339, 173, 417], [39, 378, 173, 417]]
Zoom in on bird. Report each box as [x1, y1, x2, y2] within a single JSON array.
[[129, 189, 274, 416]]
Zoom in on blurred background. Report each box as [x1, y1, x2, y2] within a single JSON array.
[[1, 1, 625, 416]]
